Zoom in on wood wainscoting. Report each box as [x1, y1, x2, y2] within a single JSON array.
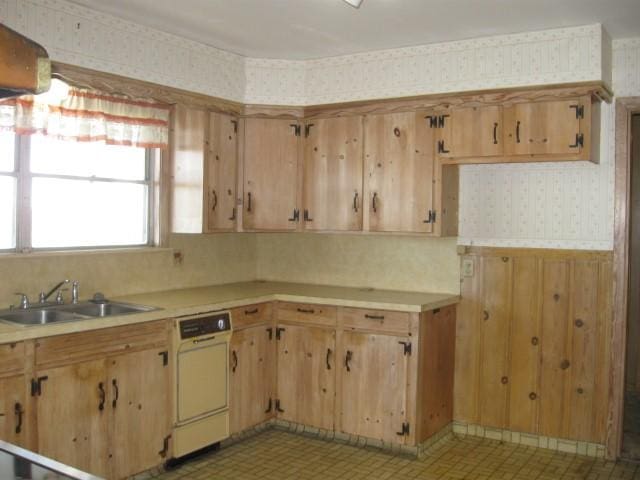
[[455, 247, 613, 445]]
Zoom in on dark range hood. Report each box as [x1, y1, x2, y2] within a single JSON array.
[[0, 23, 51, 99]]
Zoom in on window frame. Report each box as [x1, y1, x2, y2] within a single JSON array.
[[1, 133, 156, 253]]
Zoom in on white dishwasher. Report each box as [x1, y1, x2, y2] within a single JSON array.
[[171, 311, 232, 460]]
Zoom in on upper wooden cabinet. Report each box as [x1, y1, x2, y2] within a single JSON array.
[[171, 106, 238, 233], [437, 106, 504, 159], [364, 111, 435, 234], [303, 116, 363, 231], [243, 118, 300, 231]]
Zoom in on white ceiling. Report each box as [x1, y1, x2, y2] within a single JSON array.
[[68, 0, 640, 60]]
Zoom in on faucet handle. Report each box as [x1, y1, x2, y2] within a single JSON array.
[[13, 293, 30, 310], [55, 289, 68, 305]]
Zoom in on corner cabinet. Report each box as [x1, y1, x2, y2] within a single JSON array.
[[171, 105, 238, 233]]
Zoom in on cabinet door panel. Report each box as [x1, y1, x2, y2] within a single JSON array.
[[364, 111, 434, 233], [303, 116, 363, 231], [206, 112, 237, 232], [276, 325, 335, 430], [478, 256, 511, 429], [243, 118, 299, 231], [341, 332, 408, 443], [36, 360, 109, 478], [508, 257, 540, 433], [0, 375, 27, 447], [538, 260, 570, 437], [504, 100, 582, 156], [440, 106, 503, 158], [109, 348, 170, 479], [229, 327, 275, 434]]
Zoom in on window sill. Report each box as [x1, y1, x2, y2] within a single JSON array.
[[0, 246, 174, 260]]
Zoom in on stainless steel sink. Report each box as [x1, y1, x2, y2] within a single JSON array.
[[0, 300, 160, 326]]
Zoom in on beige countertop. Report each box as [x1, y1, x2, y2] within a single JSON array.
[[0, 281, 459, 343]]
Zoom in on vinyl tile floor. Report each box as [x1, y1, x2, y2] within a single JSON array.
[[146, 429, 640, 480]]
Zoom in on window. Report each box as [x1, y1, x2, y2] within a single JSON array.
[[0, 131, 155, 252]]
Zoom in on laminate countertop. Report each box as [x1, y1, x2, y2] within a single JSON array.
[[0, 281, 459, 343]]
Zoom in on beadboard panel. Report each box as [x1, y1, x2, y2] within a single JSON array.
[[0, 0, 246, 101], [613, 38, 640, 97]]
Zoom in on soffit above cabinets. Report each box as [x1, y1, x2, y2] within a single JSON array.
[[66, 0, 640, 60]]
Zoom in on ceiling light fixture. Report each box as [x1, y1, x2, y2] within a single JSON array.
[[343, 0, 364, 8]]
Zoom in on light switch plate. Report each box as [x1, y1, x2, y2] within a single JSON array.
[[462, 258, 474, 277]]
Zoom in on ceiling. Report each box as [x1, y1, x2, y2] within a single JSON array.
[[68, 0, 640, 60]]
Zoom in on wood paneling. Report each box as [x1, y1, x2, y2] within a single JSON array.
[[0, 342, 25, 376], [243, 118, 299, 231], [303, 116, 364, 231], [455, 248, 613, 444], [0, 375, 27, 447]]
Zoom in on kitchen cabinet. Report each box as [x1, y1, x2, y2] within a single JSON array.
[[437, 106, 503, 160], [243, 118, 300, 231], [276, 322, 336, 430], [0, 375, 27, 447], [171, 105, 238, 233], [302, 116, 364, 231], [229, 303, 275, 434], [364, 111, 435, 233], [340, 331, 409, 443]]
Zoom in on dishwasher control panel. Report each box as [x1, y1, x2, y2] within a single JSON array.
[[179, 312, 231, 339]]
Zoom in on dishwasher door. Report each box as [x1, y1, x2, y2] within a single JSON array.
[[177, 339, 228, 423]]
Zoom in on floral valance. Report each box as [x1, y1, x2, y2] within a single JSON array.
[[0, 80, 169, 148]]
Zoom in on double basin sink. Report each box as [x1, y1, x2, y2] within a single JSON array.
[[0, 301, 159, 326]]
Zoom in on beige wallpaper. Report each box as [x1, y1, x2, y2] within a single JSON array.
[[255, 234, 460, 294], [0, 234, 257, 309]]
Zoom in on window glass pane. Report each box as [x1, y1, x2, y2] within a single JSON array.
[[0, 132, 15, 172], [30, 136, 146, 180], [0, 176, 17, 249], [31, 178, 148, 248]]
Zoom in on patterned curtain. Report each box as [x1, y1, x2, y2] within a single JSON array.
[[0, 80, 169, 148]]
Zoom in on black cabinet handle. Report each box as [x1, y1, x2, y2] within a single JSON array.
[[245, 308, 258, 315], [493, 122, 498, 145], [372, 192, 378, 213], [365, 314, 385, 320], [353, 192, 359, 212], [516, 121, 521, 143], [98, 382, 105, 411], [326, 348, 332, 370], [14, 403, 23, 434], [211, 189, 218, 211], [112, 379, 119, 409], [246, 192, 252, 212], [232, 350, 238, 373], [345, 350, 353, 372], [297, 307, 315, 314], [228, 208, 236, 221]]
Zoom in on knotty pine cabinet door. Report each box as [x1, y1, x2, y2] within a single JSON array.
[[243, 118, 300, 231], [206, 111, 238, 232], [340, 331, 409, 443], [35, 359, 110, 478], [276, 324, 335, 430], [0, 375, 27, 447], [108, 348, 170, 480], [364, 111, 435, 233], [229, 326, 275, 434], [438, 106, 503, 159], [302, 116, 363, 231]]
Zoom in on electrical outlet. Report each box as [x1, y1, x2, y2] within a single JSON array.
[[462, 258, 474, 277]]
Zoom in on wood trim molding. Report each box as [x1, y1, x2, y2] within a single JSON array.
[[609, 97, 640, 459], [459, 245, 613, 260]]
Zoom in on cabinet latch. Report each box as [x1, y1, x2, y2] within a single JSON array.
[[399, 341, 412, 356], [396, 422, 410, 436], [158, 350, 169, 366], [30, 376, 48, 396]]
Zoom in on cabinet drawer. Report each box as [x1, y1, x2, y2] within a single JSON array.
[[0, 342, 25, 375], [35, 320, 168, 367], [276, 302, 337, 327], [231, 303, 273, 330], [340, 308, 409, 334]]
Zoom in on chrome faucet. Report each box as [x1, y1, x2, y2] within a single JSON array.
[[71, 281, 79, 304], [13, 293, 30, 310], [40, 279, 70, 304]]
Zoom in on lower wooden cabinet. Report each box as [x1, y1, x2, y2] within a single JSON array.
[[276, 324, 336, 430], [340, 332, 409, 443], [0, 374, 28, 448]]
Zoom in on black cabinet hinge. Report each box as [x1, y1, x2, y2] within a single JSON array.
[[231, 119, 238, 133], [570, 104, 584, 119], [276, 327, 285, 340], [288, 209, 300, 222], [265, 398, 273, 413], [423, 210, 436, 224], [437, 114, 449, 128], [290, 124, 301, 136], [31, 376, 48, 396], [569, 133, 584, 149], [159, 350, 169, 366], [275, 399, 285, 413], [305, 123, 314, 137], [399, 341, 412, 356], [437, 140, 450, 154], [159, 435, 171, 458], [396, 422, 410, 436], [267, 327, 273, 340], [303, 209, 313, 222], [425, 115, 438, 128]]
